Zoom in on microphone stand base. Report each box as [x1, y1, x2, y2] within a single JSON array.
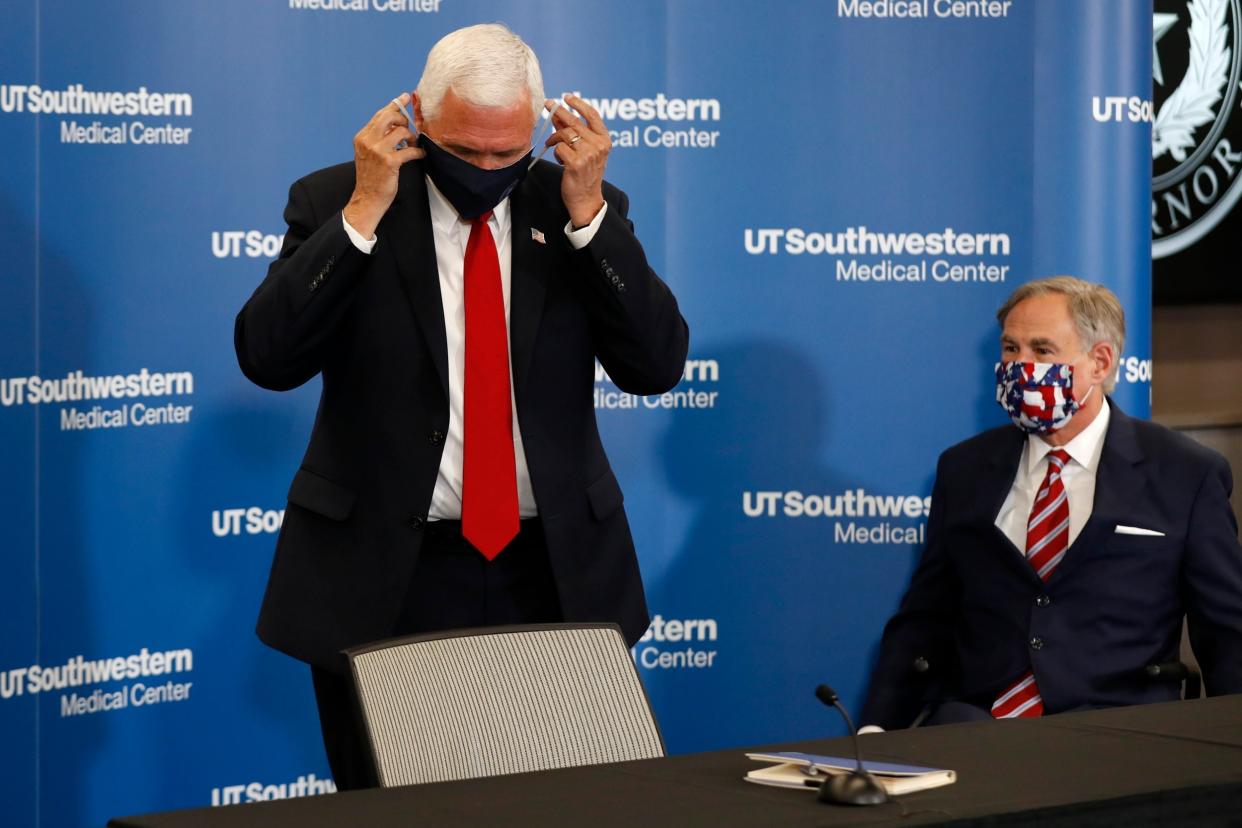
[[817, 772, 891, 806]]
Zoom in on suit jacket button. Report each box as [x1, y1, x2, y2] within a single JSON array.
[[429, 430, 445, 445], [1035, 594, 1051, 607], [408, 516, 425, 530], [1030, 636, 1045, 651]]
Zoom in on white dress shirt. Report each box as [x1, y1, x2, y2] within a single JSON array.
[[994, 398, 1112, 552], [342, 176, 607, 520]]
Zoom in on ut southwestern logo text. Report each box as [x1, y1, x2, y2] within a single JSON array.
[[213, 507, 285, 537], [632, 615, 719, 670], [745, 226, 1010, 256], [562, 92, 721, 150], [745, 489, 931, 545], [836, 0, 1013, 19], [0, 368, 195, 432], [212, 774, 336, 807], [0, 647, 195, 719], [595, 358, 720, 411], [745, 489, 932, 519], [745, 226, 1012, 285], [1117, 355, 1153, 384], [1, 83, 195, 146], [1091, 96, 1155, 123], [288, 0, 441, 11], [213, 231, 286, 258]]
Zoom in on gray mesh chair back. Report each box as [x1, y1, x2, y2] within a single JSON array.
[[345, 623, 665, 787]]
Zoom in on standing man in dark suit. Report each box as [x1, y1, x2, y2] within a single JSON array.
[[235, 24, 688, 787], [860, 277, 1242, 730]]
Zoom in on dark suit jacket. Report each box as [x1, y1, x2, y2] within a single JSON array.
[[235, 159, 689, 670], [861, 402, 1242, 729]]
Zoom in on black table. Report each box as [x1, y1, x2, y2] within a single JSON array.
[[111, 696, 1242, 827]]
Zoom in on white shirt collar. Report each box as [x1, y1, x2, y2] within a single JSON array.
[[425, 174, 509, 241], [1026, 396, 1111, 474]]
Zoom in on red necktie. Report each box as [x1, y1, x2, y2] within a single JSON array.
[[991, 449, 1071, 718], [461, 211, 519, 560]]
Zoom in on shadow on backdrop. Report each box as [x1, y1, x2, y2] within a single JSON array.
[[647, 339, 904, 752]]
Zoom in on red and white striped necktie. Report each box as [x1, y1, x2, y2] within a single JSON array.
[[991, 448, 1071, 719]]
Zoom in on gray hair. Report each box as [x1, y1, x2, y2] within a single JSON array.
[[417, 23, 544, 123], [996, 276, 1127, 392]]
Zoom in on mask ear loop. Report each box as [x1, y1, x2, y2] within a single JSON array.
[[1060, 354, 1094, 406], [393, 97, 417, 150], [528, 98, 564, 171]]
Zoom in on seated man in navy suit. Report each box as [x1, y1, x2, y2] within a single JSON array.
[[860, 276, 1242, 729]]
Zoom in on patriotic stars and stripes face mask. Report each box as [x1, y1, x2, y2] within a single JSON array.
[[995, 361, 1095, 435]]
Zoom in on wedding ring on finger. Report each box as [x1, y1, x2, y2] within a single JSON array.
[[568, 133, 582, 145]]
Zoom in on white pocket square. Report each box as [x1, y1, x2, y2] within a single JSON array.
[[1114, 525, 1165, 537]]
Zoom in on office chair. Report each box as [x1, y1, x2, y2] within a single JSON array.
[[345, 623, 665, 787], [903, 648, 1203, 729]]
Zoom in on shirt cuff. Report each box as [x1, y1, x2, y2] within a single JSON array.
[[563, 202, 608, 250], [342, 214, 377, 254], [857, 725, 885, 735]]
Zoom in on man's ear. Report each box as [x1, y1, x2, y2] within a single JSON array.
[[412, 91, 426, 135], [1088, 340, 1115, 386]]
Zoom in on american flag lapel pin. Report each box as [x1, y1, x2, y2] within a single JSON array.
[[530, 227, 546, 245]]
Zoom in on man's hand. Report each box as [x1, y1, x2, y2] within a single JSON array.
[[343, 93, 424, 239], [545, 94, 611, 228]]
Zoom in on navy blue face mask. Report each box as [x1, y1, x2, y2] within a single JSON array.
[[417, 133, 532, 220]]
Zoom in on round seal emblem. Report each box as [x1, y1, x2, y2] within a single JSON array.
[[1152, 0, 1242, 258]]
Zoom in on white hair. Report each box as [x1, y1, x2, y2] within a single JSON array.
[[997, 276, 1127, 393], [417, 23, 544, 122]]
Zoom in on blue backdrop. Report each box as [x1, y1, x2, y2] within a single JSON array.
[[1, 1, 1152, 825]]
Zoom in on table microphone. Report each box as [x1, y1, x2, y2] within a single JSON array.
[[813, 684, 890, 806]]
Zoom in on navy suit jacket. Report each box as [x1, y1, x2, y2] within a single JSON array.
[[861, 402, 1242, 729], [235, 159, 688, 670]]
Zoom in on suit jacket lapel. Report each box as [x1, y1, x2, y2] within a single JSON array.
[[1046, 402, 1146, 585], [507, 180, 549, 399], [385, 165, 450, 400], [982, 428, 1042, 584]]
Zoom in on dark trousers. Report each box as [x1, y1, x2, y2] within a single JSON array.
[[923, 700, 996, 726], [311, 518, 563, 790]]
